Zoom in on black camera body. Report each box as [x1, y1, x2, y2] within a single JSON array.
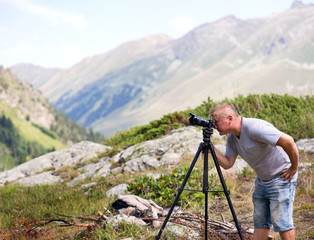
[[189, 113, 215, 129]]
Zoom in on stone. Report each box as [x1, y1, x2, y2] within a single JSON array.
[[16, 171, 63, 186], [0, 141, 111, 186], [106, 183, 129, 197], [106, 214, 146, 228], [123, 155, 160, 173], [296, 138, 314, 153]]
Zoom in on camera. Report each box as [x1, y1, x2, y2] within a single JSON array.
[[189, 113, 215, 128]]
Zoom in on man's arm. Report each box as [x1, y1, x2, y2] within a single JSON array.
[[276, 133, 299, 182], [213, 146, 237, 170]]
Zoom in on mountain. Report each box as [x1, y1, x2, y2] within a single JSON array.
[[10, 2, 314, 136], [0, 66, 104, 170], [9, 63, 62, 89]]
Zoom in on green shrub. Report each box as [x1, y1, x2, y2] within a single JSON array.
[[127, 166, 222, 208], [227, 94, 314, 140]]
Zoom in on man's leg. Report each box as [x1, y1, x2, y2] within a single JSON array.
[[270, 182, 296, 240], [253, 227, 271, 240], [279, 229, 295, 240], [253, 183, 272, 240]]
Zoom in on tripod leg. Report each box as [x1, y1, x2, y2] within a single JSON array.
[[155, 143, 204, 240], [209, 142, 244, 240], [203, 145, 209, 239]]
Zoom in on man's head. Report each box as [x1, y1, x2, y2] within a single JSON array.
[[209, 103, 240, 136]]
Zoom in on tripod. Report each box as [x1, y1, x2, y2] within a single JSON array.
[[155, 127, 243, 240]]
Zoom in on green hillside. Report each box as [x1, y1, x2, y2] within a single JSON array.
[[105, 94, 314, 153], [0, 66, 105, 171], [0, 100, 104, 171]]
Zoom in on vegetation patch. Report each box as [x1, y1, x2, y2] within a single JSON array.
[[127, 165, 224, 208], [0, 115, 55, 166], [105, 94, 314, 153], [55, 166, 80, 182]]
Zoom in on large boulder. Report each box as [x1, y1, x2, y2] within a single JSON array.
[[113, 126, 204, 173], [0, 141, 111, 186]]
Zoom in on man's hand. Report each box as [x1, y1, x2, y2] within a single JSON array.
[[280, 166, 298, 182]]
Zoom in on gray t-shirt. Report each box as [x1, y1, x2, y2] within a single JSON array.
[[225, 117, 297, 186]]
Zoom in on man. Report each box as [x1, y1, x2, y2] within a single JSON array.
[[209, 103, 298, 240]]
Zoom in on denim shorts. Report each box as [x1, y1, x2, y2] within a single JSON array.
[[252, 182, 296, 232]]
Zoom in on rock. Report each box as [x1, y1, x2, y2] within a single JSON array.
[[146, 173, 162, 180], [160, 152, 183, 166], [165, 222, 200, 239], [106, 214, 146, 228], [80, 182, 97, 189], [106, 183, 129, 197], [123, 155, 160, 173], [0, 141, 111, 186], [296, 138, 314, 153], [115, 126, 202, 173], [16, 171, 63, 186]]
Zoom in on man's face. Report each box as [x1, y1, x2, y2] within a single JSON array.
[[213, 115, 230, 135]]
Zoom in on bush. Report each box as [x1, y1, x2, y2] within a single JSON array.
[[127, 166, 222, 208]]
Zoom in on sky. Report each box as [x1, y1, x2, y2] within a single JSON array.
[[1, 0, 314, 69]]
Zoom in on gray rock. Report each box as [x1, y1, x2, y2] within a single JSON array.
[[66, 157, 111, 186], [16, 171, 63, 186], [165, 222, 200, 239], [80, 182, 97, 189], [123, 155, 160, 173], [106, 183, 129, 197], [0, 141, 111, 186], [116, 126, 202, 172], [160, 152, 183, 166], [296, 138, 314, 153], [106, 214, 146, 228], [146, 173, 162, 180]]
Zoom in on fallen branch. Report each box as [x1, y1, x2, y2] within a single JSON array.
[[44, 219, 96, 228]]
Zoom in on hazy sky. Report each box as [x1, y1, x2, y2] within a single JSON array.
[[1, 0, 314, 69]]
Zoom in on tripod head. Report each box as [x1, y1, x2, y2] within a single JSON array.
[[203, 127, 213, 144]]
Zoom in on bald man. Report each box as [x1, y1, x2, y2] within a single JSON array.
[[209, 103, 298, 240]]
